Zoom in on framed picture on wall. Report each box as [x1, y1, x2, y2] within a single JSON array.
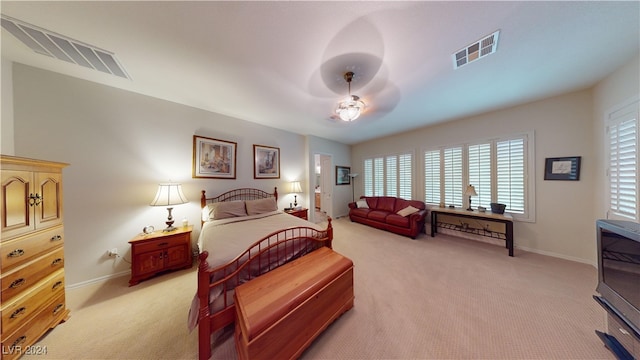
[[544, 156, 581, 180], [336, 166, 351, 185], [254, 144, 280, 179], [192, 135, 237, 179]]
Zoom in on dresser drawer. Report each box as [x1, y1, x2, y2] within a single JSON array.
[[1, 292, 66, 360], [134, 233, 188, 254], [1, 269, 65, 335], [1, 226, 64, 271], [1, 248, 65, 303]]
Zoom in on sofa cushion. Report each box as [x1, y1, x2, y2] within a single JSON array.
[[350, 208, 371, 218], [364, 197, 378, 209], [386, 214, 410, 228], [394, 198, 426, 213], [375, 197, 397, 213], [367, 210, 389, 222]]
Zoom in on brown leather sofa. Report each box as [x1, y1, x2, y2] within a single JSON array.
[[348, 196, 428, 239]]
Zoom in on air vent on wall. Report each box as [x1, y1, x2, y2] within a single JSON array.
[[452, 30, 500, 69], [1, 15, 130, 79]]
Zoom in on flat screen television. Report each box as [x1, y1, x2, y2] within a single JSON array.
[[595, 219, 640, 336]]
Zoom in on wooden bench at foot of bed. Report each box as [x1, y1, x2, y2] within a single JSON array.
[[234, 247, 354, 360]]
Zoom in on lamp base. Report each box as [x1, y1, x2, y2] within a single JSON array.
[[163, 207, 176, 232]]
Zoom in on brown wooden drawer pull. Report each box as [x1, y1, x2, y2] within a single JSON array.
[[52, 258, 63, 266], [9, 278, 26, 289], [157, 242, 169, 247], [53, 303, 64, 315], [10, 307, 26, 319], [52, 280, 63, 290], [11, 335, 26, 348], [50, 234, 63, 241], [8, 249, 25, 258]]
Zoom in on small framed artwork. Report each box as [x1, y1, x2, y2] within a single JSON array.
[[193, 135, 237, 179], [336, 166, 351, 185], [254, 144, 280, 179], [544, 156, 581, 181]]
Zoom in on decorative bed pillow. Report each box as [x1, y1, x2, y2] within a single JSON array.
[[397, 205, 420, 217], [210, 201, 248, 220], [245, 197, 277, 215], [356, 199, 369, 208]]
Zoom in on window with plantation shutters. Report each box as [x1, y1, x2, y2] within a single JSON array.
[[374, 157, 384, 196], [607, 101, 639, 221], [386, 157, 397, 197], [364, 159, 373, 196], [496, 138, 525, 214], [468, 143, 492, 208], [444, 147, 463, 207], [363, 153, 413, 199], [424, 132, 533, 221], [424, 150, 441, 204], [398, 154, 412, 199]]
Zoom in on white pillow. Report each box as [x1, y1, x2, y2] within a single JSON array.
[[245, 197, 278, 215], [356, 200, 369, 208], [397, 205, 420, 217]]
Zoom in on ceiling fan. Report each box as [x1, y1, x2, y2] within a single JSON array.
[[335, 71, 366, 122]]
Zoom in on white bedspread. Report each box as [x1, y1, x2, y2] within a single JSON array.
[[197, 210, 321, 269]]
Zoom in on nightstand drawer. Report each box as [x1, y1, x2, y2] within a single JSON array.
[[134, 232, 189, 254]]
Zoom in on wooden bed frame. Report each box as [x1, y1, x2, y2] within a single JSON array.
[[197, 187, 333, 360]]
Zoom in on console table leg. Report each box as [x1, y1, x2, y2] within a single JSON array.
[[506, 221, 514, 257]]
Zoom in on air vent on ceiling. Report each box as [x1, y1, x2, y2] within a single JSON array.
[[1, 15, 130, 79], [452, 30, 500, 69]]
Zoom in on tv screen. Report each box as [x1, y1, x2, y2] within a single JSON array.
[[596, 219, 640, 332]]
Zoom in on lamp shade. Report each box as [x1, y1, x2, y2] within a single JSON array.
[[290, 181, 302, 193], [464, 184, 478, 197], [150, 183, 188, 206]]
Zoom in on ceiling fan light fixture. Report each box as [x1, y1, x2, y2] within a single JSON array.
[[336, 71, 365, 122]]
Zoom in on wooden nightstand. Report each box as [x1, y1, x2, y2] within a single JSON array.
[[285, 208, 308, 220], [128, 225, 193, 286]]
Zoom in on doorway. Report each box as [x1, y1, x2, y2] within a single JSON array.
[[313, 153, 332, 223]]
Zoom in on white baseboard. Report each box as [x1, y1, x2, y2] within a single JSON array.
[[66, 270, 130, 290]]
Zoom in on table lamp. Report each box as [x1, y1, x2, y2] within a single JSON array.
[[290, 181, 302, 208], [150, 183, 188, 232], [465, 184, 477, 211]]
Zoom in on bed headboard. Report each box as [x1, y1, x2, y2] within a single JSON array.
[[200, 187, 278, 213]]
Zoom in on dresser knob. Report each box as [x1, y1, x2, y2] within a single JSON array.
[[52, 280, 63, 290], [8, 249, 24, 258], [10, 307, 26, 319], [9, 278, 25, 289], [53, 303, 64, 315], [52, 258, 63, 266], [50, 235, 62, 241], [11, 335, 26, 349]]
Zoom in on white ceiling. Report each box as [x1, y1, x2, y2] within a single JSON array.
[[2, 1, 639, 145]]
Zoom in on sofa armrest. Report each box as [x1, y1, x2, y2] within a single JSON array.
[[408, 209, 428, 223], [348, 202, 357, 210]]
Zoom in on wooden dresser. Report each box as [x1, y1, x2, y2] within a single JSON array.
[[1, 155, 70, 359]]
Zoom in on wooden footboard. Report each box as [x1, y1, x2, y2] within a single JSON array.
[[197, 218, 333, 360]]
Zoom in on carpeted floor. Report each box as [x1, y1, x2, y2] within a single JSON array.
[[24, 217, 613, 359]]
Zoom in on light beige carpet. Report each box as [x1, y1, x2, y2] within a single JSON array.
[[23, 217, 613, 359]]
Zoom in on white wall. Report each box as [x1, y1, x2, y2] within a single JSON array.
[[352, 89, 599, 263], [11, 64, 318, 286], [1, 57, 15, 155]]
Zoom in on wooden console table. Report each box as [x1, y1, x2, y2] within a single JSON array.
[[430, 207, 514, 256]]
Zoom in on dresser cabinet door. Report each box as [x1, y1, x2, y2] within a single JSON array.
[[35, 172, 63, 230], [134, 251, 165, 276], [1, 170, 33, 239]]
